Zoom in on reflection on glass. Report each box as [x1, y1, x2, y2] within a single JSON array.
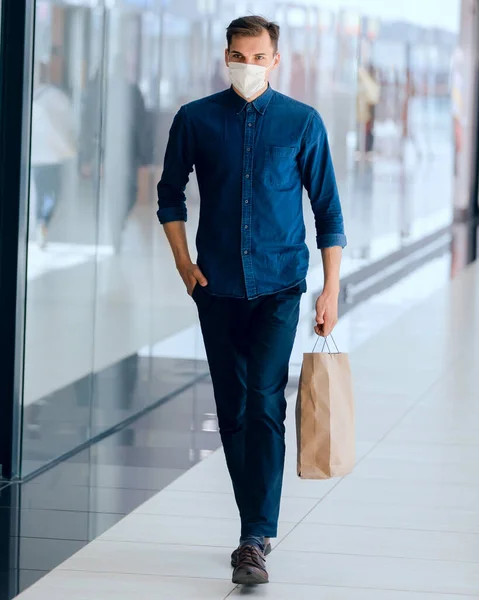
[[30, 60, 76, 248]]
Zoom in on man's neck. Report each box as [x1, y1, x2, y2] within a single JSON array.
[[232, 83, 268, 103]]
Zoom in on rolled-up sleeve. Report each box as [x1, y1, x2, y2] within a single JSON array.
[[157, 105, 194, 224], [299, 112, 347, 249]]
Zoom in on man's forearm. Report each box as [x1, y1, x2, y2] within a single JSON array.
[[321, 246, 342, 293], [163, 221, 192, 268]]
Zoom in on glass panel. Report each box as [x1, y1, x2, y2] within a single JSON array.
[[22, 1, 104, 476]]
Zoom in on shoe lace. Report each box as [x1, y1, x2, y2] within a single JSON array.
[[237, 544, 264, 569]]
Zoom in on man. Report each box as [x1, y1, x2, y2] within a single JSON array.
[[157, 16, 346, 585]]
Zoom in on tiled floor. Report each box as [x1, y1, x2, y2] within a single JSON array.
[[9, 260, 479, 598]]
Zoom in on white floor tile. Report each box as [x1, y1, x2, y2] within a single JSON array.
[[385, 423, 479, 445], [168, 458, 232, 494], [135, 490, 239, 518], [16, 571, 233, 600], [281, 471, 341, 499], [58, 541, 233, 580], [325, 477, 479, 511], [350, 456, 479, 485], [267, 550, 479, 594], [355, 441, 378, 460], [100, 513, 296, 548], [350, 366, 440, 398], [277, 522, 479, 562], [353, 413, 405, 442], [303, 497, 479, 534], [367, 440, 479, 464], [227, 582, 479, 600]]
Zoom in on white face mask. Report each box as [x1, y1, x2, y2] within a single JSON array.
[[228, 59, 275, 99]]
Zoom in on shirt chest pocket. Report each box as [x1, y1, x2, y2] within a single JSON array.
[[262, 145, 299, 190]]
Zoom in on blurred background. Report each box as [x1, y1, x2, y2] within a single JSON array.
[[16, 0, 470, 477]]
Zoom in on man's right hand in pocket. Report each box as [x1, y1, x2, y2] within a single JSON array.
[[177, 261, 208, 296]]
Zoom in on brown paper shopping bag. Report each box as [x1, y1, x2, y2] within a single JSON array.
[[296, 336, 355, 479]]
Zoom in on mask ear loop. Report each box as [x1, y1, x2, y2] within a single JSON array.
[[269, 55, 278, 70]]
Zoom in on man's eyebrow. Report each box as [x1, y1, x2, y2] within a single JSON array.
[[230, 50, 267, 57]]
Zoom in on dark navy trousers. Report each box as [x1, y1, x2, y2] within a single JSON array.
[[193, 281, 305, 538]]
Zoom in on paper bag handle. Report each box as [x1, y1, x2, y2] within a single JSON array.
[[312, 333, 340, 354]]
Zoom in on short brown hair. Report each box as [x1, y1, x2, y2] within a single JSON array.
[[226, 16, 280, 53]]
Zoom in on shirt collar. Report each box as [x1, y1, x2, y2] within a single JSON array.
[[228, 84, 274, 115]]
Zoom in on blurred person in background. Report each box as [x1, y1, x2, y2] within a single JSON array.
[[356, 63, 380, 160], [401, 67, 421, 159], [365, 64, 379, 154], [157, 15, 346, 586], [80, 52, 149, 251], [31, 60, 77, 249], [79, 69, 101, 182], [450, 47, 464, 177]]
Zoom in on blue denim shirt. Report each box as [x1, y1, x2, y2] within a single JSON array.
[[157, 86, 347, 299]]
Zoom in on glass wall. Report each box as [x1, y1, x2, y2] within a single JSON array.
[[24, 1, 103, 472], [21, 0, 460, 476]]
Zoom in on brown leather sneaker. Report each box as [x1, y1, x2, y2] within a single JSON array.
[[231, 540, 271, 568], [232, 544, 269, 585]]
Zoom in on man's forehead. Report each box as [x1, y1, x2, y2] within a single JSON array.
[[229, 32, 274, 53]]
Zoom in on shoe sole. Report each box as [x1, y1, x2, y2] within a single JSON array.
[[232, 570, 269, 585], [231, 543, 271, 568]]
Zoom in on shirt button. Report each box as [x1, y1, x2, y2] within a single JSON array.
[[244, 225, 248, 229], [244, 200, 249, 204], [247, 148, 251, 152], [248, 123, 252, 127], [245, 174, 250, 179], [244, 250, 248, 255]]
